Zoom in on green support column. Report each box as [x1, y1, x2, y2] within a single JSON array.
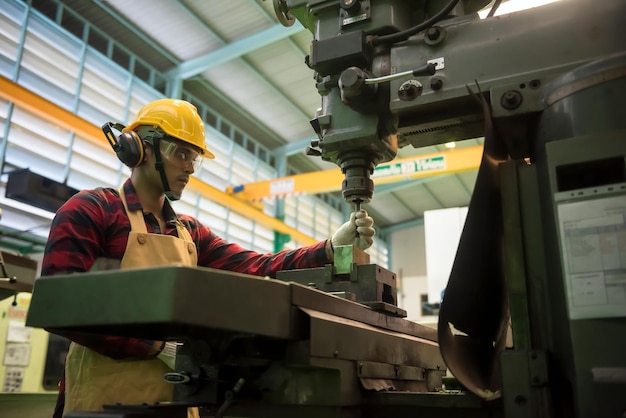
[[273, 212, 291, 252]]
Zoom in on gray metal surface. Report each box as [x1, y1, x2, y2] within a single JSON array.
[[27, 264, 440, 341], [277, 263, 398, 308], [290, 279, 439, 341], [391, 1, 625, 148], [489, 53, 626, 418], [540, 138, 626, 417], [26, 266, 295, 340], [27, 265, 447, 416], [304, 308, 443, 372]]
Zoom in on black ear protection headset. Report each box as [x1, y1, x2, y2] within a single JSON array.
[[102, 122, 180, 200], [102, 122, 146, 167]]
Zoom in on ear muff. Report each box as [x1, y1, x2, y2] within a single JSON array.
[[102, 122, 146, 168]]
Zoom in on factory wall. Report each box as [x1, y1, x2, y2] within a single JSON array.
[[390, 223, 433, 325], [392, 207, 468, 327]]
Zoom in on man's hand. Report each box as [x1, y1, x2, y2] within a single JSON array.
[[331, 210, 375, 250]]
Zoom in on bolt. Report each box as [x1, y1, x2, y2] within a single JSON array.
[[398, 80, 423, 101], [501, 90, 523, 110], [430, 78, 443, 91], [426, 27, 440, 41], [341, 0, 360, 12]]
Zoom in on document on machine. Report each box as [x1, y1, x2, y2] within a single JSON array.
[[557, 193, 626, 320]]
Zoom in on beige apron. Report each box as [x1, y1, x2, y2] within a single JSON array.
[[64, 190, 199, 417]]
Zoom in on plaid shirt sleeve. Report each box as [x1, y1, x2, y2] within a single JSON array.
[[180, 215, 331, 276]]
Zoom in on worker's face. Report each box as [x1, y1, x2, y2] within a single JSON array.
[[145, 138, 202, 197]]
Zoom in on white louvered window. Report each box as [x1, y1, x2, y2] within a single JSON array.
[[79, 53, 131, 124]]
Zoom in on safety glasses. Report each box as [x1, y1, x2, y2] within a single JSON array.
[[160, 139, 203, 171]]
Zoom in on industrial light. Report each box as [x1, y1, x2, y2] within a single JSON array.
[[478, 0, 562, 18]]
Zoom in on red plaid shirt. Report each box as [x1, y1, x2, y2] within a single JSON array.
[[41, 178, 330, 416]]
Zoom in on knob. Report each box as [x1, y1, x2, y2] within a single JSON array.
[[340, 0, 361, 14]]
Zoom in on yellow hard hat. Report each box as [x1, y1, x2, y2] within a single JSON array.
[[124, 98, 215, 159]]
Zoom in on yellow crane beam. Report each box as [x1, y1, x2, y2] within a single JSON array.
[[227, 146, 483, 201], [0, 75, 318, 245]]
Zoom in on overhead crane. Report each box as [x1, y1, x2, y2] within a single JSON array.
[[227, 145, 481, 201]]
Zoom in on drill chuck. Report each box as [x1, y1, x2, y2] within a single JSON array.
[[339, 152, 377, 204]]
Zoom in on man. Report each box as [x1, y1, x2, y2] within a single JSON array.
[[41, 98, 375, 417]]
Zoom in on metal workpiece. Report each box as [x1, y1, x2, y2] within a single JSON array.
[[276, 245, 402, 315], [333, 244, 370, 274]]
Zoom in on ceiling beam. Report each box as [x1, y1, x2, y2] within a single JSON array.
[[166, 23, 305, 80], [273, 136, 316, 159], [93, 0, 180, 64], [168, 2, 314, 126], [379, 217, 425, 236]]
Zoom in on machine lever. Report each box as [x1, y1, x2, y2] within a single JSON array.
[[364, 63, 436, 85]]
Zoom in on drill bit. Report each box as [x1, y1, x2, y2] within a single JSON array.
[[354, 199, 362, 238]]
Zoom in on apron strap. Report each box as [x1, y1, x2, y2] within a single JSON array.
[[119, 188, 148, 234], [174, 219, 193, 242], [119, 188, 194, 244]]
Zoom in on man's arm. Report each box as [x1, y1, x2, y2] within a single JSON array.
[[191, 210, 374, 277]]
